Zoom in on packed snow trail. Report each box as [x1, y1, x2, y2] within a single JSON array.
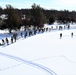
[[0, 52, 57, 75], [31, 55, 76, 63]]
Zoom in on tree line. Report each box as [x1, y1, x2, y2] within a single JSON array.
[[0, 4, 76, 33]]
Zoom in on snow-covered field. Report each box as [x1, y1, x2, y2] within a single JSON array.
[[0, 24, 76, 75]]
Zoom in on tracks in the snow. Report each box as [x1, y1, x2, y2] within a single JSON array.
[[0, 52, 57, 75]]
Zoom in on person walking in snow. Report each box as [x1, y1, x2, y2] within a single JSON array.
[[6, 38, 9, 45], [2, 39, 5, 45], [21, 32, 23, 37], [71, 32, 73, 38], [13, 33, 17, 42], [60, 33, 62, 39], [24, 32, 27, 38], [11, 36, 13, 43]]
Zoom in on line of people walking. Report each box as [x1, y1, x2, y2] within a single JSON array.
[[0, 25, 73, 46], [0, 27, 49, 46], [0, 33, 17, 46], [1, 38, 9, 45]]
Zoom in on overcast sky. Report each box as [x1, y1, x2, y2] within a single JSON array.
[[0, 0, 76, 11]]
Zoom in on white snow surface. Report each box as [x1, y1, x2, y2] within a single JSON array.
[[0, 24, 76, 75]]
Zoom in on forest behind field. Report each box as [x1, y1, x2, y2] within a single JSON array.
[[0, 4, 76, 33]]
